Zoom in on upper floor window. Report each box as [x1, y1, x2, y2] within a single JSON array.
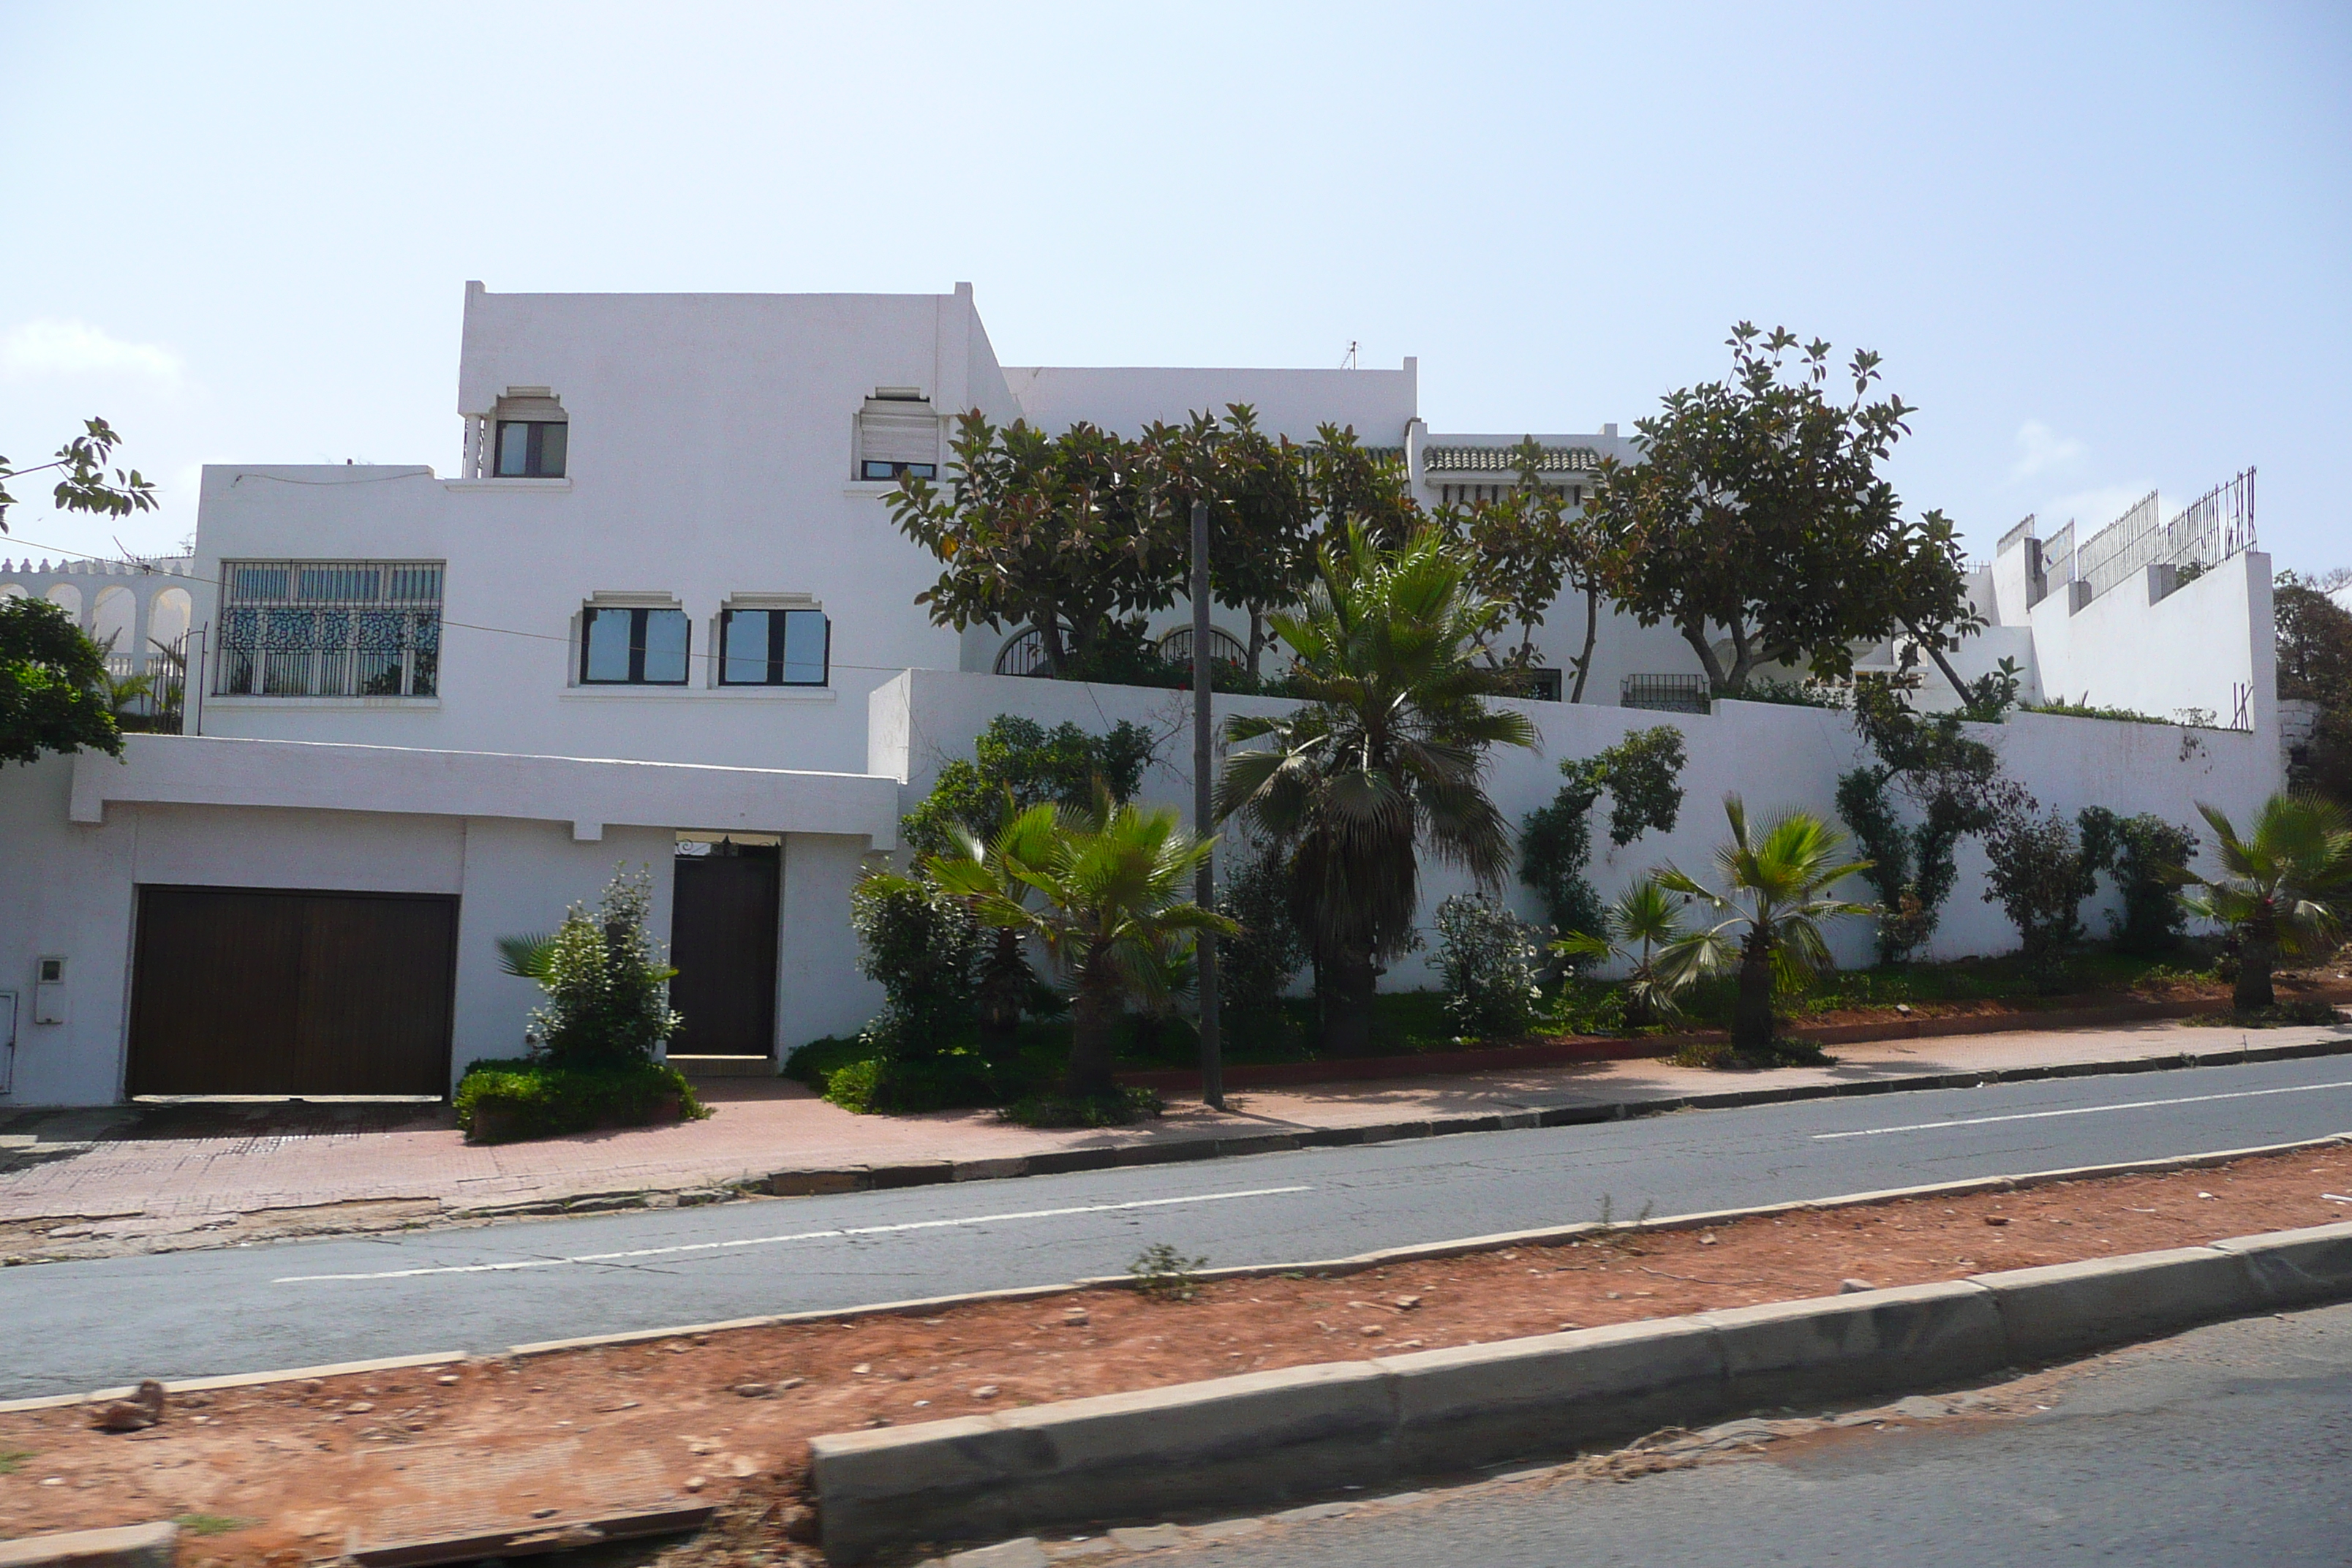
[[720, 605, 829, 686], [857, 389, 938, 482], [491, 390, 567, 478], [216, 559, 442, 698], [581, 603, 689, 685]]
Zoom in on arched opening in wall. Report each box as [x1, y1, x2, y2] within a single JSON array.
[[91, 584, 137, 661], [0, 583, 27, 600], [45, 583, 81, 622], [149, 587, 192, 651]]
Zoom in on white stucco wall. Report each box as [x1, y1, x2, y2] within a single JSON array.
[[1, 735, 898, 1106], [872, 668, 2284, 990]]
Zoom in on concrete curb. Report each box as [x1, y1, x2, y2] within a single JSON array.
[[807, 1218, 2352, 1561], [4, 1131, 2342, 1417], [750, 1033, 2352, 1198], [0, 1523, 177, 1568]]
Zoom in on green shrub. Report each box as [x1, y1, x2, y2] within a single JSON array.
[[850, 872, 979, 1058], [2078, 807, 2198, 954], [1431, 894, 1544, 1038], [1217, 837, 1309, 1021], [1518, 725, 1687, 942], [900, 713, 1158, 859], [502, 867, 679, 1071], [1000, 1086, 1164, 1128], [1983, 807, 2099, 990], [820, 1050, 1000, 1115], [455, 1058, 706, 1142]]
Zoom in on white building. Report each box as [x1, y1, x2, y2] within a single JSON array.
[[0, 283, 2284, 1107]]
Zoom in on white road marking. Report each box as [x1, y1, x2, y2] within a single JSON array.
[[1813, 1079, 2352, 1140], [274, 1185, 1315, 1283]]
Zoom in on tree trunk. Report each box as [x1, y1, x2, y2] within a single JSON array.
[[1248, 608, 1266, 679], [1569, 583, 1601, 702], [1681, 622, 1731, 698], [2235, 925, 2278, 1013], [1063, 971, 1122, 1099], [1732, 933, 1776, 1054], [1316, 943, 1380, 1058]]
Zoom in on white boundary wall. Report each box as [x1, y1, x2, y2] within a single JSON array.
[[872, 669, 2284, 990]]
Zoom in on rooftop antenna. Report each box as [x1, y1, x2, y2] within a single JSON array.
[[1341, 341, 1358, 369]]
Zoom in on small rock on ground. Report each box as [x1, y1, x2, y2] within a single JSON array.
[[1107, 1524, 1186, 1550], [948, 1539, 1049, 1568], [1891, 1395, 1951, 1419]]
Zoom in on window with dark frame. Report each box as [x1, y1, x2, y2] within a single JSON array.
[[580, 606, 690, 685], [720, 607, 830, 686], [495, 420, 568, 478]]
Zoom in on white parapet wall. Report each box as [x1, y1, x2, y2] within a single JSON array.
[[872, 668, 2284, 989]]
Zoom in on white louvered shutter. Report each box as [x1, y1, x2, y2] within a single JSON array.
[[858, 399, 940, 470]]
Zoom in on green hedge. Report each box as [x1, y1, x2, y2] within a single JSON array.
[[455, 1058, 708, 1143]]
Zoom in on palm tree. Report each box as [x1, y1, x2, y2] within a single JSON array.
[[2182, 794, 2352, 1012], [1655, 796, 1876, 1055], [943, 791, 1060, 1051], [1553, 875, 1691, 1028], [1217, 524, 1539, 1055], [931, 798, 1235, 1100]]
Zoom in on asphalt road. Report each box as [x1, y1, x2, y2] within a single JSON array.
[[1160, 1301, 2352, 1567], [7, 1053, 2352, 1399]]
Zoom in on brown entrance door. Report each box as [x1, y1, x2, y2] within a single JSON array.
[[126, 886, 459, 1096], [667, 842, 780, 1057]]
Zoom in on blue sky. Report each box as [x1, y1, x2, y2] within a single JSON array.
[[3, 1, 2346, 574]]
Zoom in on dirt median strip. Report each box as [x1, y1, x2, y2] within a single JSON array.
[[810, 1218, 2352, 1561]]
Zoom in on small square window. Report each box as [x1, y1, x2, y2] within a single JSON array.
[[581, 606, 689, 685], [859, 459, 936, 482], [496, 420, 568, 478], [720, 607, 830, 687]]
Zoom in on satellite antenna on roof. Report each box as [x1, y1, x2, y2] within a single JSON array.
[[1341, 341, 1358, 369]]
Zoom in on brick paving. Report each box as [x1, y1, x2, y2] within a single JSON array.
[[1, 1017, 2345, 1238]]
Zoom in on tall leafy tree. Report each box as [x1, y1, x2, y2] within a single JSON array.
[[1216, 525, 1537, 1055], [889, 412, 1179, 673], [1585, 324, 1979, 698], [1, 596, 123, 766], [1140, 407, 1314, 676], [1446, 438, 1607, 696], [2275, 570, 2352, 804]]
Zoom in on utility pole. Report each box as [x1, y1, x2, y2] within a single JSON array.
[[1191, 497, 1224, 1110]]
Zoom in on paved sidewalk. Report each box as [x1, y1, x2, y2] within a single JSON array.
[[2, 1016, 2347, 1251]]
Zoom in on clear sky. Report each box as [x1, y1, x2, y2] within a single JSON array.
[[3, 1, 2346, 576]]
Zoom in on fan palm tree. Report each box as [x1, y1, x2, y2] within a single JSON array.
[[1217, 524, 1539, 1055], [2181, 794, 2352, 1012], [930, 797, 1235, 1099], [1655, 796, 1875, 1054], [1552, 875, 1691, 1027], [942, 791, 1061, 1050]]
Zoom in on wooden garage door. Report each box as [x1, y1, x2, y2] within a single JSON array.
[[126, 887, 458, 1096]]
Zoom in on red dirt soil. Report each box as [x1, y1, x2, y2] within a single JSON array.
[[4, 1145, 2348, 1564]]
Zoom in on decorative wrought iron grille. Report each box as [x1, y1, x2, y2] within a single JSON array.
[[216, 559, 444, 698], [1621, 673, 1708, 713]]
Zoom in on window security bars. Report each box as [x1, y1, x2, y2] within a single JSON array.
[[1621, 673, 1708, 714], [720, 608, 830, 686], [1156, 625, 1248, 668], [217, 561, 442, 698], [994, 627, 1052, 676]]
